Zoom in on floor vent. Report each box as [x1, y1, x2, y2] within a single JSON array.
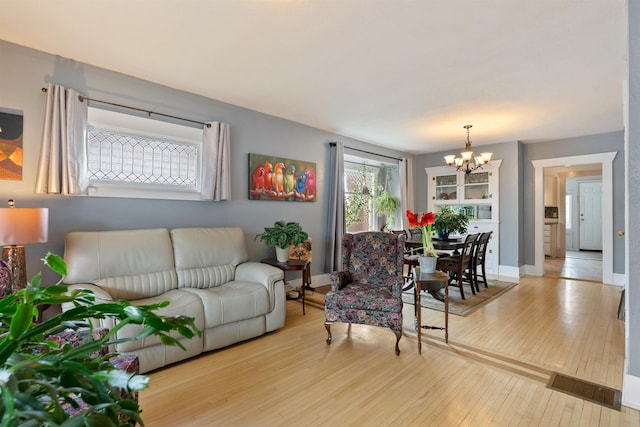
[[548, 373, 621, 410]]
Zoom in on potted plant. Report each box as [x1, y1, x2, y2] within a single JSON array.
[[434, 206, 469, 239], [373, 189, 400, 228], [0, 253, 200, 426], [373, 165, 400, 229], [255, 220, 308, 262]]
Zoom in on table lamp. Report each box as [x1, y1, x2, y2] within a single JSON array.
[[0, 200, 49, 295]]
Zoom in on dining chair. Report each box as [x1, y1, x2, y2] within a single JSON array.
[[392, 230, 418, 291], [324, 231, 405, 355], [472, 231, 492, 291], [436, 233, 479, 300]]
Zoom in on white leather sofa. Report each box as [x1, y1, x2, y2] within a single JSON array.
[[62, 227, 286, 373]]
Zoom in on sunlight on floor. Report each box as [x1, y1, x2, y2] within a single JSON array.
[[545, 250, 602, 282]]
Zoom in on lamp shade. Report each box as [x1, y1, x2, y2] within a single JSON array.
[[0, 208, 49, 245]]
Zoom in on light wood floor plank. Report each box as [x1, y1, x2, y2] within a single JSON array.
[[139, 275, 637, 426]]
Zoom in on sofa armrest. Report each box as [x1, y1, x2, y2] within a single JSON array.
[[62, 283, 116, 330], [235, 262, 284, 294], [65, 283, 115, 302]]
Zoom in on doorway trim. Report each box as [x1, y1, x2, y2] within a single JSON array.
[[532, 152, 617, 284]]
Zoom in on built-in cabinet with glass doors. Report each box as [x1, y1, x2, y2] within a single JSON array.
[[425, 160, 501, 275]]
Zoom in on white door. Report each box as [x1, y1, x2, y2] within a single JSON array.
[[579, 181, 602, 250]]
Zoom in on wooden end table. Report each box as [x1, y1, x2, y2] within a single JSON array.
[[261, 258, 310, 314], [414, 270, 449, 354]]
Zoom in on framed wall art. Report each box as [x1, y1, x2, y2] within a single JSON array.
[[248, 153, 316, 202], [0, 111, 23, 181]]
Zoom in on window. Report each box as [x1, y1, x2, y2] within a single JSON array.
[[565, 194, 572, 230], [343, 155, 400, 232], [86, 107, 204, 200], [344, 162, 376, 232]]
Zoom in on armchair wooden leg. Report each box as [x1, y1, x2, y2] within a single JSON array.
[[394, 330, 401, 356], [325, 322, 332, 345]]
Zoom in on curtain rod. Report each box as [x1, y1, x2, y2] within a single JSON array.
[[41, 87, 211, 128], [330, 142, 403, 162]]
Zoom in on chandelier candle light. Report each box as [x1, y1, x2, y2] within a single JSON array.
[[444, 125, 493, 175], [406, 210, 438, 273]]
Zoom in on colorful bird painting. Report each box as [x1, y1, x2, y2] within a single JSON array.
[[251, 165, 266, 199], [264, 162, 274, 192], [273, 162, 285, 194], [295, 171, 307, 200], [285, 165, 296, 198], [304, 168, 316, 199], [248, 153, 316, 202]]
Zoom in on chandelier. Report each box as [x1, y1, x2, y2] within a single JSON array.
[[444, 125, 492, 175]]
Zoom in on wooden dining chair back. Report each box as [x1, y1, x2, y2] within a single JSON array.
[[436, 233, 479, 300], [406, 228, 424, 255], [473, 231, 492, 291]]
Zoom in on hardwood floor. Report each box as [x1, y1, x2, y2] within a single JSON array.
[[139, 276, 638, 426], [545, 250, 603, 282]]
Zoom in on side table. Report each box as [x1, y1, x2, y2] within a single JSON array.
[[261, 258, 310, 314], [414, 270, 449, 354]]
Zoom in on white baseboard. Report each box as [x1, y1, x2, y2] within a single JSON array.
[[623, 373, 640, 410], [498, 264, 522, 279], [612, 273, 625, 287], [523, 264, 537, 276]]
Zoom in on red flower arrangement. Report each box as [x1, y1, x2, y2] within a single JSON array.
[[406, 210, 437, 257]]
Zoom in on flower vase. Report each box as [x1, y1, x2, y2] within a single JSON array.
[[275, 246, 290, 263], [418, 255, 437, 274]]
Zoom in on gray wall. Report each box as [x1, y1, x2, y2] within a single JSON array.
[[0, 40, 410, 285]]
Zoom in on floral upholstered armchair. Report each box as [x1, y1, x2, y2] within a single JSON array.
[[324, 231, 405, 355]]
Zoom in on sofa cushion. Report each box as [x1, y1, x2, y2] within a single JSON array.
[[115, 289, 204, 353], [181, 281, 270, 328], [64, 229, 178, 300], [170, 227, 248, 288]]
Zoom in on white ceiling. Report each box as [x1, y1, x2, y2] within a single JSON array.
[[0, 1, 627, 155]]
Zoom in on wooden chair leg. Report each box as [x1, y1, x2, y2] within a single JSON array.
[[394, 330, 401, 356], [481, 263, 488, 288], [325, 323, 332, 345]]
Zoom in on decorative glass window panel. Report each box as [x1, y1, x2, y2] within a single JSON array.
[[87, 129, 198, 188], [86, 107, 203, 200]]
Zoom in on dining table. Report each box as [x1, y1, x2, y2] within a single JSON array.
[[405, 237, 465, 252]]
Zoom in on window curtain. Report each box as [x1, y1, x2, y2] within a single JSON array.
[[400, 157, 415, 229], [325, 142, 345, 272], [35, 83, 89, 195], [200, 121, 231, 201]]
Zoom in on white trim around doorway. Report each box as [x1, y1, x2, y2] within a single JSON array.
[[532, 152, 617, 285]]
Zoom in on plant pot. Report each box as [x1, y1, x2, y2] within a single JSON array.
[[418, 255, 437, 274], [275, 246, 290, 263], [437, 231, 450, 240]]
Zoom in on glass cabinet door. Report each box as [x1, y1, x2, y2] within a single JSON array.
[[463, 171, 490, 200], [434, 174, 458, 201]]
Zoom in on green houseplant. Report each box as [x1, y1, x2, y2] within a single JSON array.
[[255, 221, 308, 262], [433, 206, 469, 239], [0, 253, 200, 426], [373, 189, 400, 228]]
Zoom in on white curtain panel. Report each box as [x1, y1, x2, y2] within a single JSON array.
[[35, 83, 88, 195], [200, 121, 231, 201], [400, 157, 415, 229]]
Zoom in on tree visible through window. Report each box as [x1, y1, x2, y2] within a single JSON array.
[[344, 158, 400, 233], [344, 163, 375, 232]]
